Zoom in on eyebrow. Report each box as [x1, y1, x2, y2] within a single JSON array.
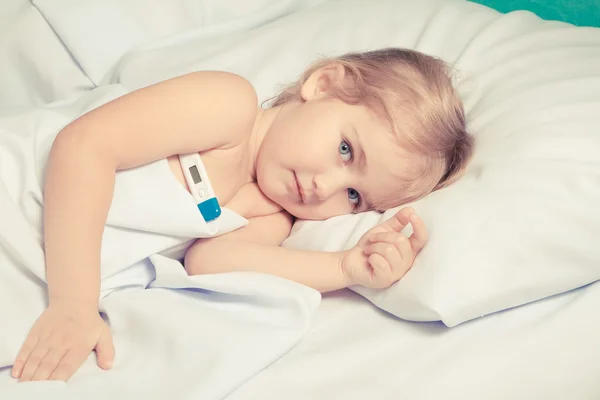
[[350, 125, 367, 173], [350, 125, 374, 212]]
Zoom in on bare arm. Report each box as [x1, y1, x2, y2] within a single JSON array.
[[44, 71, 258, 305], [12, 72, 258, 382], [184, 212, 349, 293]]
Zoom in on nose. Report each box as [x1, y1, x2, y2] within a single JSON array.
[[312, 171, 346, 201]]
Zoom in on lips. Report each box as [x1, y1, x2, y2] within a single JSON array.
[[293, 172, 305, 203]]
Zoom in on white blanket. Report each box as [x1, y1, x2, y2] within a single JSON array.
[[0, 86, 321, 399]]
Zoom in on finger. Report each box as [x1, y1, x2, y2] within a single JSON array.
[[48, 349, 90, 382], [95, 328, 115, 370], [19, 342, 51, 382], [408, 213, 428, 255], [367, 242, 403, 272], [368, 232, 407, 255], [367, 253, 389, 275], [12, 334, 39, 379], [371, 232, 413, 259], [368, 231, 394, 243], [397, 235, 413, 263], [31, 346, 67, 381], [366, 253, 393, 288], [377, 207, 414, 233]]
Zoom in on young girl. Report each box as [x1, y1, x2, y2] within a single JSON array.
[[12, 48, 473, 382]]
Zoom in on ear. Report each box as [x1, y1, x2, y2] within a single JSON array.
[[300, 63, 346, 101]]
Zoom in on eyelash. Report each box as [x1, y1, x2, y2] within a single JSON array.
[[340, 137, 362, 210]]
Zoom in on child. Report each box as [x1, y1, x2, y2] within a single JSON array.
[[12, 48, 473, 382]]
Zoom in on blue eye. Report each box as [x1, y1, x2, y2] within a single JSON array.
[[348, 188, 360, 205], [339, 140, 352, 162]]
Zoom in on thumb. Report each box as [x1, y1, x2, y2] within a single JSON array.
[[95, 327, 115, 370]]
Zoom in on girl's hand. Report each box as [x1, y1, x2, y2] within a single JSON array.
[[341, 207, 428, 289], [12, 299, 114, 382]]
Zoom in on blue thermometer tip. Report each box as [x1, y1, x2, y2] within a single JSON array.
[[198, 198, 221, 222]]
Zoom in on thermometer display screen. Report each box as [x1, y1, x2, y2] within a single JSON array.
[[189, 165, 202, 184]]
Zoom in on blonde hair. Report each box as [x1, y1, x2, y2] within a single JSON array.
[[270, 48, 474, 211]]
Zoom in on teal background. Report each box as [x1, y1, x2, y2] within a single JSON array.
[[469, 0, 600, 27]]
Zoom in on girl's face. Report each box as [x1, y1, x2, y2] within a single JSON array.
[[255, 97, 414, 220]]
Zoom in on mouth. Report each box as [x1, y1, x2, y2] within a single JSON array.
[[293, 172, 305, 203]]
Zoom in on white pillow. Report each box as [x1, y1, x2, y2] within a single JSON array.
[[279, 1, 600, 326], [104, 0, 600, 327]]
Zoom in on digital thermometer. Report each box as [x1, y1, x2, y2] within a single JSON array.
[[178, 152, 221, 222]]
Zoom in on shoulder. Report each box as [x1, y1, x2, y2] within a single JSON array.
[[186, 71, 258, 119], [190, 71, 258, 143], [186, 71, 257, 103], [165, 71, 259, 147]]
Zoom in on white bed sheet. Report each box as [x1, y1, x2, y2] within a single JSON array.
[[0, 0, 327, 110], [0, 0, 93, 110], [227, 282, 600, 400], [32, 0, 328, 85]]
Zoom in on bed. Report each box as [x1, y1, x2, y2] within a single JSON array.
[[1, 0, 599, 399]]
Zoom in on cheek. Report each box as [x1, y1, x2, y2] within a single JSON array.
[[265, 130, 301, 162], [255, 154, 275, 194], [290, 119, 336, 156]]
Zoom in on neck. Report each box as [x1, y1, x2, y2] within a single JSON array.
[[247, 104, 284, 180]]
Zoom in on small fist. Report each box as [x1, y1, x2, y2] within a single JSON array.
[[341, 207, 428, 289]]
